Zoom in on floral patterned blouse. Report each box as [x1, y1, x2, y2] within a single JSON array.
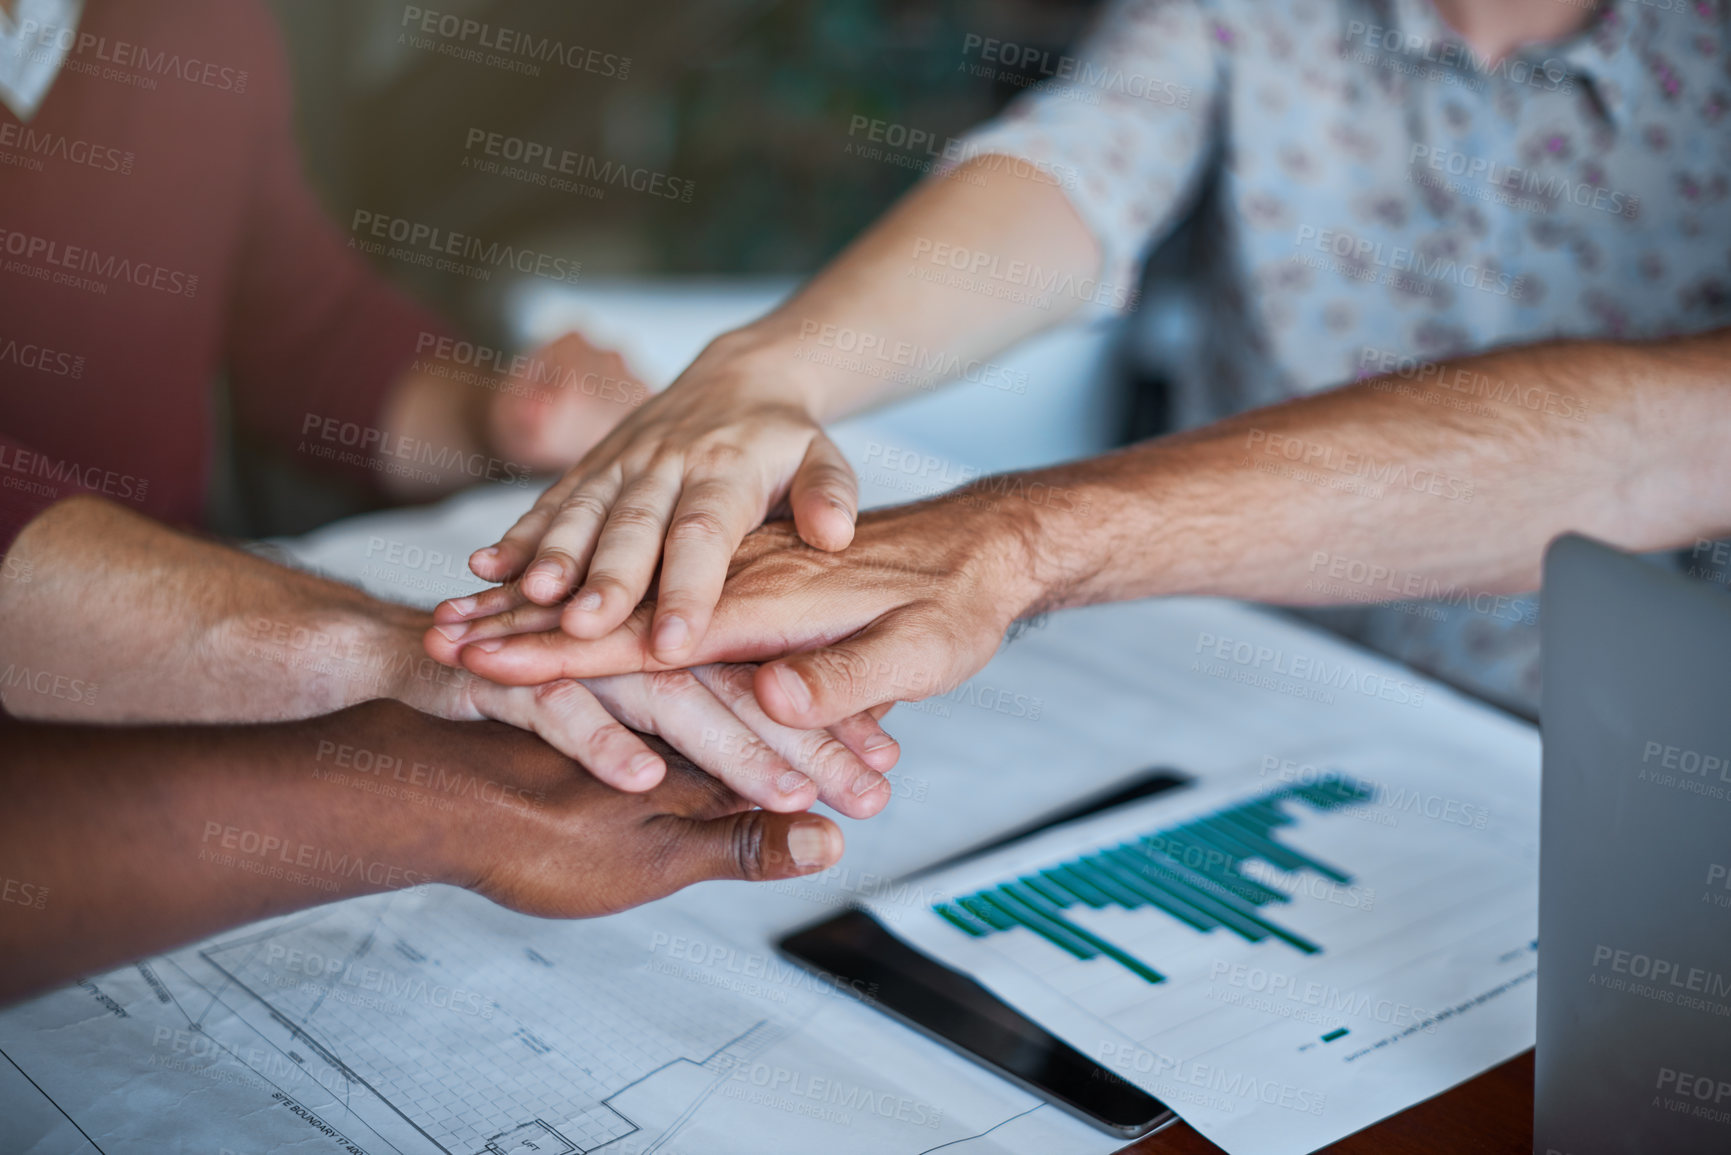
[[950, 0, 1731, 712]]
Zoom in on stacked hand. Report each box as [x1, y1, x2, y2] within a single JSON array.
[[432, 335, 1058, 820], [333, 701, 847, 919], [430, 496, 1048, 732], [466, 337, 860, 666]]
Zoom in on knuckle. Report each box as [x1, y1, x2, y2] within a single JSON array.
[[726, 812, 771, 880], [708, 663, 759, 703], [588, 721, 640, 761], [667, 507, 729, 545], [499, 605, 548, 633], [796, 733, 855, 780], [606, 504, 664, 534], [813, 649, 873, 702], [646, 668, 702, 701], [558, 489, 612, 522], [530, 678, 588, 711], [690, 441, 749, 473]]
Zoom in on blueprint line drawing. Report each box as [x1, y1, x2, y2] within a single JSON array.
[[0, 887, 1114, 1155]]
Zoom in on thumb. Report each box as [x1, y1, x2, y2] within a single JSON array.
[[667, 811, 844, 886], [754, 609, 959, 729], [789, 434, 858, 553]]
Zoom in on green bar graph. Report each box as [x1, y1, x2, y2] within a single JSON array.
[[932, 773, 1375, 983]]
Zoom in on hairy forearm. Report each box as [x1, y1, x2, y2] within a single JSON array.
[[0, 496, 437, 722], [696, 155, 1101, 420], [994, 332, 1731, 614], [0, 702, 467, 1004]]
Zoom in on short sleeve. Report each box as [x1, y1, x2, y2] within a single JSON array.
[[944, 0, 1224, 310]]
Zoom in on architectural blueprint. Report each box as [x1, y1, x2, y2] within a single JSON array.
[[0, 888, 1114, 1154]]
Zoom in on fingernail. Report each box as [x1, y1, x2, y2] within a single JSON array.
[[776, 770, 813, 796], [653, 615, 689, 653], [433, 622, 469, 644], [471, 547, 499, 566], [573, 589, 603, 613], [445, 596, 478, 618], [828, 498, 855, 524], [773, 665, 813, 714], [629, 753, 663, 779], [854, 773, 889, 797], [469, 639, 504, 654], [788, 821, 835, 868], [862, 734, 897, 753], [525, 563, 565, 600]]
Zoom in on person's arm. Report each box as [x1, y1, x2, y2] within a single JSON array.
[[458, 158, 1096, 652], [372, 330, 652, 500], [456, 0, 1223, 665], [433, 330, 1731, 727], [0, 699, 842, 1006], [0, 496, 898, 817], [217, 3, 642, 501]]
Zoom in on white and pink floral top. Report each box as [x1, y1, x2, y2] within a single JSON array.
[[950, 0, 1731, 710]]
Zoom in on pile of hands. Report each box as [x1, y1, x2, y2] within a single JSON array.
[[404, 332, 1054, 904]]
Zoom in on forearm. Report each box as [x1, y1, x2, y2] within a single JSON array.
[[0, 496, 436, 722], [375, 367, 495, 499], [694, 155, 1102, 420], [0, 702, 467, 1004], [1001, 331, 1731, 614]]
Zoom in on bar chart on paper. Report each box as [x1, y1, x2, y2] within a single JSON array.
[[931, 775, 1375, 985], [868, 755, 1543, 1155]]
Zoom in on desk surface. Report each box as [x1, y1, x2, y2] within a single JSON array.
[[273, 480, 1543, 1155], [1131, 1052, 1533, 1154]]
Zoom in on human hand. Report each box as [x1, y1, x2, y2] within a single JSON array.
[[484, 331, 650, 473], [322, 701, 847, 919], [430, 494, 1052, 731], [466, 333, 858, 665], [368, 605, 898, 819]]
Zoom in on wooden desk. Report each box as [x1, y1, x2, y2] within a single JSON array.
[[1126, 1051, 1534, 1154]]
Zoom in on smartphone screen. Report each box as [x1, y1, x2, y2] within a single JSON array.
[[777, 770, 1188, 1139]]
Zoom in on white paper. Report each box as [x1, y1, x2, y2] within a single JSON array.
[[1, 408, 1542, 1153], [868, 744, 1540, 1155], [0, 891, 1114, 1154]]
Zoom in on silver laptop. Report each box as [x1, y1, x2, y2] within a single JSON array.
[[1536, 535, 1731, 1154]]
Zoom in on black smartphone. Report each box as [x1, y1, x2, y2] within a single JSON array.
[[777, 770, 1189, 1139]]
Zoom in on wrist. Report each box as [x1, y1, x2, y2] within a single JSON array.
[[956, 467, 1112, 621], [689, 319, 856, 421], [206, 591, 461, 720], [291, 701, 483, 891]]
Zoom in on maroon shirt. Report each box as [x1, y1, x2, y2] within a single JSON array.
[[0, 0, 439, 554]]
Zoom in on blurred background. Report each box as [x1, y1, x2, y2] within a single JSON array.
[[267, 0, 1095, 330], [222, 0, 1195, 536]]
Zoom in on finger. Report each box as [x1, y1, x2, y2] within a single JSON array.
[[472, 474, 584, 582], [424, 601, 564, 664], [559, 465, 683, 639], [434, 582, 531, 626], [826, 708, 901, 774], [520, 471, 626, 605], [788, 435, 857, 552], [584, 669, 819, 813], [755, 609, 956, 729], [457, 608, 659, 684], [649, 476, 764, 664], [477, 678, 667, 792], [690, 664, 890, 818], [658, 810, 844, 889]]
